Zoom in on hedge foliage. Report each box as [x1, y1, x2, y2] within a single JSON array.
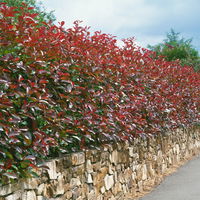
[[0, 3, 200, 183]]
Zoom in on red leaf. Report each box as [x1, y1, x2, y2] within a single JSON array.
[[39, 79, 48, 84]]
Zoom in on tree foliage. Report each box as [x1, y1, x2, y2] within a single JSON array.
[[148, 29, 200, 71]]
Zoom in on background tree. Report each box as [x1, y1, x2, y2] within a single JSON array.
[[0, 0, 56, 23], [148, 29, 200, 71]]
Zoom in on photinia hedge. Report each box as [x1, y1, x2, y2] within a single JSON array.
[[0, 3, 200, 183]]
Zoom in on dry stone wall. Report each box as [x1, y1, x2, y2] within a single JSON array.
[[1, 127, 200, 200]]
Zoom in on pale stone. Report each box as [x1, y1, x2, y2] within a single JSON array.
[[70, 177, 81, 188], [108, 164, 114, 175], [36, 183, 45, 195], [37, 196, 48, 200], [65, 191, 72, 199], [97, 195, 103, 200], [5, 191, 21, 200], [46, 160, 58, 180], [22, 178, 38, 189], [137, 181, 143, 193], [146, 163, 155, 178], [109, 195, 116, 200], [109, 150, 118, 165], [104, 174, 114, 190], [22, 191, 37, 200], [112, 182, 122, 195], [132, 172, 136, 180], [87, 190, 95, 200], [100, 186, 106, 194], [175, 144, 180, 155], [132, 164, 136, 171], [86, 160, 93, 173], [128, 147, 134, 157], [71, 152, 85, 166], [124, 168, 132, 182], [136, 165, 143, 181], [87, 173, 93, 184], [0, 183, 20, 196], [118, 173, 125, 183], [114, 172, 118, 182], [142, 164, 148, 181], [55, 174, 64, 196], [122, 184, 127, 193], [93, 162, 101, 171]]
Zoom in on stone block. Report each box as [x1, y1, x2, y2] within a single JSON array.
[[36, 184, 45, 195], [45, 160, 58, 180], [70, 178, 81, 188], [109, 150, 118, 165], [22, 191, 37, 200], [71, 152, 85, 166], [86, 160, 93, 173], [86, 173, 93, 184], [104, 175, 114, 190], [22, 178, 39, 190], [37, 196, 48, 200], [5, 191, 21, 200]]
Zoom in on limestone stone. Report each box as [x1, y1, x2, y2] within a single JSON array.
[[0, 183, 20, 196], [136, 165, 143, 181], [109, 150, 118, 165], [97, 195, 103, 200], [114, 171, 118, 181], [55, 174, 64, 196], [137, 181, 143, 193], [64, 191, 72, 199], [46, 160, 58, 180], [22, 178, 39, 190], [132, 172, 136, 181], [142, 164, 148, 181], [93, 162, 101, 171], [22, 191, 37, 200], [175, 144, 180, 155], [72, 187, 81, 199], [87, 173, 93, 184], [124, 168, 132, 182], [108, 164, 114, 175], [71, 152, 85, 166], [42, 184, 54, 198], [87, 190, 95, 200], [101, 152, 110, 161], [72, 164, 85, 176], [86, 160, 93, 173], [128, 147, 134, 157], [146, 162, 155, 178], [70, 177, 81, 188], [118, 172, 125, 183], [5, 191, 21, 200], [36, 183, 45, 195], [100, 186, 106, 194], [112, 182, 122, 195], [93, 169, 107, 189], [122, 184, 128, 193], [104, 175, 114, 190], [37, 196, 48, 200]]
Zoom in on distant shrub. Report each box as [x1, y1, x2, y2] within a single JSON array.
[[0, 3, 199, 183], [148, 29, 200, 71]]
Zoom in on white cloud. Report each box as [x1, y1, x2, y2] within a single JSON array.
[[39, 0, 200, 50]]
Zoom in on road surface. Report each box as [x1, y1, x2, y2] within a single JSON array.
[[140, 155, 200, 200]]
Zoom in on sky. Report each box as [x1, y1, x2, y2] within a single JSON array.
[[39, 0, 200, 51]]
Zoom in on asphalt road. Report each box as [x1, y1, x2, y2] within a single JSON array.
[[140, 155, 200, 200]]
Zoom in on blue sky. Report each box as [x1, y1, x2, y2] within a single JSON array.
[[39, 0, 200, 51]]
